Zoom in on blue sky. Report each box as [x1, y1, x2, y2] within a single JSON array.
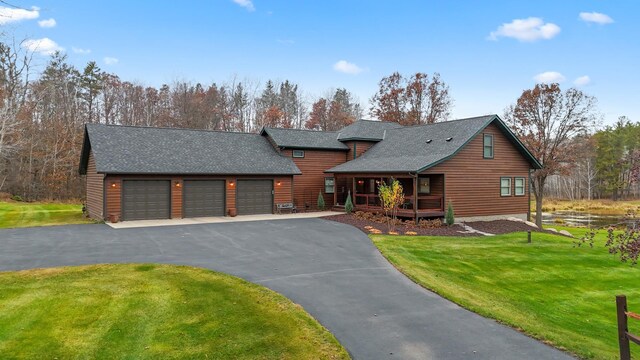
[[4, 0, 639, 125]]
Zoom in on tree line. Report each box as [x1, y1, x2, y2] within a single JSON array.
[[0, 39, 451, 200]]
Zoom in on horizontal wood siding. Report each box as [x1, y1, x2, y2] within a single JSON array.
[[85, 151, 104, 220], [103, 174, 293, 221], [283, 149, 346, 210], [105, 177, 121, 221], [421, 123, 530, 217], [171, 178, 182, 218]]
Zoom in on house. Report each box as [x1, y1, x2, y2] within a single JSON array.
[[79, 114, 541, 222]]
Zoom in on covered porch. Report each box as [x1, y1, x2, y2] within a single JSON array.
[[332, 173, 445, 220]]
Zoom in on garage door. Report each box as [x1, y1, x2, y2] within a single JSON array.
[[122, 180, 171, 221], [183, 180, 225, 217], [237, 180, 273, 215]]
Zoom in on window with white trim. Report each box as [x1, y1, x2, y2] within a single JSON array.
[[324, 177, 335, 194], [483, 134, 494, 159], [514, 177, 525, 196], [500, 177, 512, 196], [292, 150, 305, 158]]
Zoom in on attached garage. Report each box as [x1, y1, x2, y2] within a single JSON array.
[[237, 180, 273, 215], [122, 180, 171, 221], [183, 180, 225, 217], [79, 124, 300, 222]]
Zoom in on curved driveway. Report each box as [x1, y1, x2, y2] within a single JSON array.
[[0, 219, 572, 359]]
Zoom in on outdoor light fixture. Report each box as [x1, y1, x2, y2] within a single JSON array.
[[277, 181, 281, 186], [357, 180, 364, 185], [229, 181, 235, 187], [175, 181, 181, 187], [111, 182, 117, 188]]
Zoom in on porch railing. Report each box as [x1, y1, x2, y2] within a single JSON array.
[[353, 194, 444, 211]]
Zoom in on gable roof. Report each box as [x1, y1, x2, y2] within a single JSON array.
[[326, 115, 542, 173], [79, 124, 301, 175], [261, 127, 349, 150], [336, 120, 404, 141]]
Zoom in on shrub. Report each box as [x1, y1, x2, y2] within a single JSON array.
[[317, 192, 325, 210], [445, 201, 455, 226], [11, 195, 24, 202], [378, 179, 404, 233], [404, 231, 418, 236], [344, 191, 354, 214]]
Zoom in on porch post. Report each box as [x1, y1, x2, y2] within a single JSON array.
[[333, 174, 337, 206], [352, 176, 356, 206], [413, 175, 418, 222]]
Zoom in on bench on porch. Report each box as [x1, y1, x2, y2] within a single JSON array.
[[276, 203, 297, 214]]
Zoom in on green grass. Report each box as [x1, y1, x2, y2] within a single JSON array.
[[371, 230, 640, 360], [0, 264, 349, 359], [0, 201, 94, 229]]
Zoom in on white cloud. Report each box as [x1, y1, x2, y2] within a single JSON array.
[[22, 38, 63, 55], [488, 17, 561, 42], [574, 75, 591, 86], [333, 60, 364, 75], [104, 57, 119, 65], [38, 18, 56, 28], [579, 12, 614, 25], [533, 71, 565, 83], [72, 47, 91, 54], [232, 0, 255, 11], [0, 6, 39, 25]]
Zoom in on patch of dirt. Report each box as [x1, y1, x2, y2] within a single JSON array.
[[324, 214, 570, 237], [464, 220, 568, 236], [324, 214, 474, 236]]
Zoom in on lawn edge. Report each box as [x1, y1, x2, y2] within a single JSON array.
[[368, 234, 581, 360]]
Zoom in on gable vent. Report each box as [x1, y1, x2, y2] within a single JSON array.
[[445, 137, 453, 142]]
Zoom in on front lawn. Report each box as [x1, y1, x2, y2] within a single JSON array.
[[372, 230, 639, 360], [0, 201, 94, 229], [0, 264, 349, 359]]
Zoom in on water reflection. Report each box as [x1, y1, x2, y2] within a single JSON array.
[[541, 211, 628, 228]]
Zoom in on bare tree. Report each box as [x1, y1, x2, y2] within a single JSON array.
[[0, 40, 32, 191], [504, 83, 598, 226]]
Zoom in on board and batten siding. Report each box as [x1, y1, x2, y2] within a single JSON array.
[[85, 151, 104, 220], [421, 123, 530, 218], [283, 149, 346, 209], [344, 141, 375, 160]]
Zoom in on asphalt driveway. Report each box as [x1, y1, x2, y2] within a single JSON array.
[[0, 219, 572, 359]]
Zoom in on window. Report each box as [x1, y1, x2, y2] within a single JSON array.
[[418, 177, 431, 194], [500, 177, 511, 196], [514, 177, 525, 196], [292, 150, 305, 158], [324, 177, 335, 194], [483, 134, 494, 159]]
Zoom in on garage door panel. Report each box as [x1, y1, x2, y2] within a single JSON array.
[[183, 180, 225, 217], [122, 180, 171, 221], [237, 180, 273, 215]]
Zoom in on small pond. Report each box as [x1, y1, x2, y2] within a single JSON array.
[[542, 211, 631, 228]]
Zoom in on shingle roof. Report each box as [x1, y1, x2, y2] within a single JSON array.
[[80, 124, 301, 175], [336, 120, 404, 141], [261, 127, 349, 150], [326, 115, 541, 173]]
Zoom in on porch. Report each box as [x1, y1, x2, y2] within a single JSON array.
[[333, 174, 445, 220]]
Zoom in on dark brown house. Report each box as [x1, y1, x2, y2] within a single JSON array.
[[79, 114, 541, 222]]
